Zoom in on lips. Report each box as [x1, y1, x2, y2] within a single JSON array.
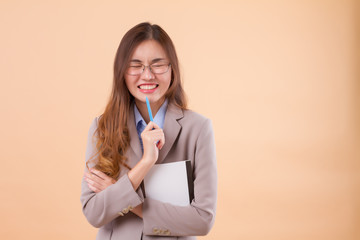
[[137, 83, 159, 93], [138, 84, 158, 90]]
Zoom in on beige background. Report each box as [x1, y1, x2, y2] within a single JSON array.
[[0, 0, 359, 239]]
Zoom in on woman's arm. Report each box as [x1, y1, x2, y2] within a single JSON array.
[[80, 117, 144, 228], [81, 118, 165, 227], [142, 118, 218, 236], [127, 121, 165, 190]]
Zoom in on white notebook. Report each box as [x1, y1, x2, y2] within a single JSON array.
[[144, 160, 193, 206]]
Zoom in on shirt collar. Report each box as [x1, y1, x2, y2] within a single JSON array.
[[134, 98, 168, 129]]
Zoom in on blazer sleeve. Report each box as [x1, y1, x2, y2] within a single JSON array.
[[142, 118, 218, 236], [80, 117, 144, 228]]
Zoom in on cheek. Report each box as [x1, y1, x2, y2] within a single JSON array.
[[161, 73, 172, 90], [124, 77, 136, 91]]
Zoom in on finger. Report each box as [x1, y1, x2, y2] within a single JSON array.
[[88, 182, 100, 193], [150, 131, 164, 143], [90, 168, 109, 180], [157, 137, 165, 149], [89, 169, 116, 187], [84, 172, 94, 179], [144, 121, 161, 131], [148, 131, 164, 148], [142, 128, 163, 138], [149, 129, 163, 135], [88, 172, 105, 184], [85, 176, 104, 190], [141, 131, 163, 145], [88, 174, 110, 189], [157, 135, 165, 149]]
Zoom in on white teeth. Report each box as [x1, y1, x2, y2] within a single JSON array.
[[139, 84, 157, 90]]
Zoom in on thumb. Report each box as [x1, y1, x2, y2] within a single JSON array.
[[144, 121, 160, 131]]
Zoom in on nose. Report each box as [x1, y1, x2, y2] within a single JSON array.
[[141, 65, 154, 80]]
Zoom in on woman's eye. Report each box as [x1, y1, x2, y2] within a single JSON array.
[[130, 65, 142, 69], [152, 64, 165, 68]]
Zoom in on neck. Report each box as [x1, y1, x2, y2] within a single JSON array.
[[135, 98, 165, 124]]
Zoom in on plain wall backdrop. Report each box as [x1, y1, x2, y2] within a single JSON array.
[[0, 0, 359, 239]]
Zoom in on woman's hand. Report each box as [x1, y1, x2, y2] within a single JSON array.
[[141, 121, 165, 164], [127, 121, 165, 191], [131, 204, 143, 218], [84, 168, 116, 193]]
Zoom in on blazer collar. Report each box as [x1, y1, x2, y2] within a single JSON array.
[[127, 101, 184, 165]]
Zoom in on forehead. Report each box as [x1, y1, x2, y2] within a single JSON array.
[[130, 40, 168, 61]]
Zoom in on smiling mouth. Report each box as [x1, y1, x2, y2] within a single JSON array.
[[138, 84, 159, 90]]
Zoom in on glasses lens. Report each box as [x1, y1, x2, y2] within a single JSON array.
[[151, 63, 170, 74], [126, 62, 170, 75], [127, 64, 143, 75]]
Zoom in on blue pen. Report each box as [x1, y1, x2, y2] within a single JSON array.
[[145, 97, 154, 122], [146, 97, 161, 148]]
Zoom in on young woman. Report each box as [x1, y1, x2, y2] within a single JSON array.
[[81, 22, 217, 240]]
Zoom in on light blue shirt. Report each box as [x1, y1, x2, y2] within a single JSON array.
[[134, 99, 168, 152]]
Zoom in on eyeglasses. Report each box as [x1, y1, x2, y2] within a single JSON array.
[[126, 62, 171, 76]]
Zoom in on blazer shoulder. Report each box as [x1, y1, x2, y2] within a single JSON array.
[[90, 115, 102, 127], [87, 115, 102, 139], [181, 109, 212, 127]]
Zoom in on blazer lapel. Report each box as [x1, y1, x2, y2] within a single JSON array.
[[157, 102, 184, 164], [127, 102, 142, 165]]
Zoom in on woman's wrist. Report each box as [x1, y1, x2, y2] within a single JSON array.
[[127, 156, 155, 190], [141, 155, 157, 165]]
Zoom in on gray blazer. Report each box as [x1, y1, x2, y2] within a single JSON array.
[[81, 102, 217, 240]]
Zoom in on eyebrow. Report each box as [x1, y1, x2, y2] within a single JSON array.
[[129, 58, 167, 63], [151, 58, 166, 63]]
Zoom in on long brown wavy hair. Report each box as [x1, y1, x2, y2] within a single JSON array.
[[87, 22, 187, 179]]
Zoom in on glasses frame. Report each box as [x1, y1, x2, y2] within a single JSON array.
[[126, 63, 171, 76]]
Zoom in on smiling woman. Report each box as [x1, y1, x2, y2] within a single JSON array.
[[125, 40, 172, 109], [80, 22, 217, 240]]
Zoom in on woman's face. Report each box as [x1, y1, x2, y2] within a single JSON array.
[[125, 40, 171, 108]]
